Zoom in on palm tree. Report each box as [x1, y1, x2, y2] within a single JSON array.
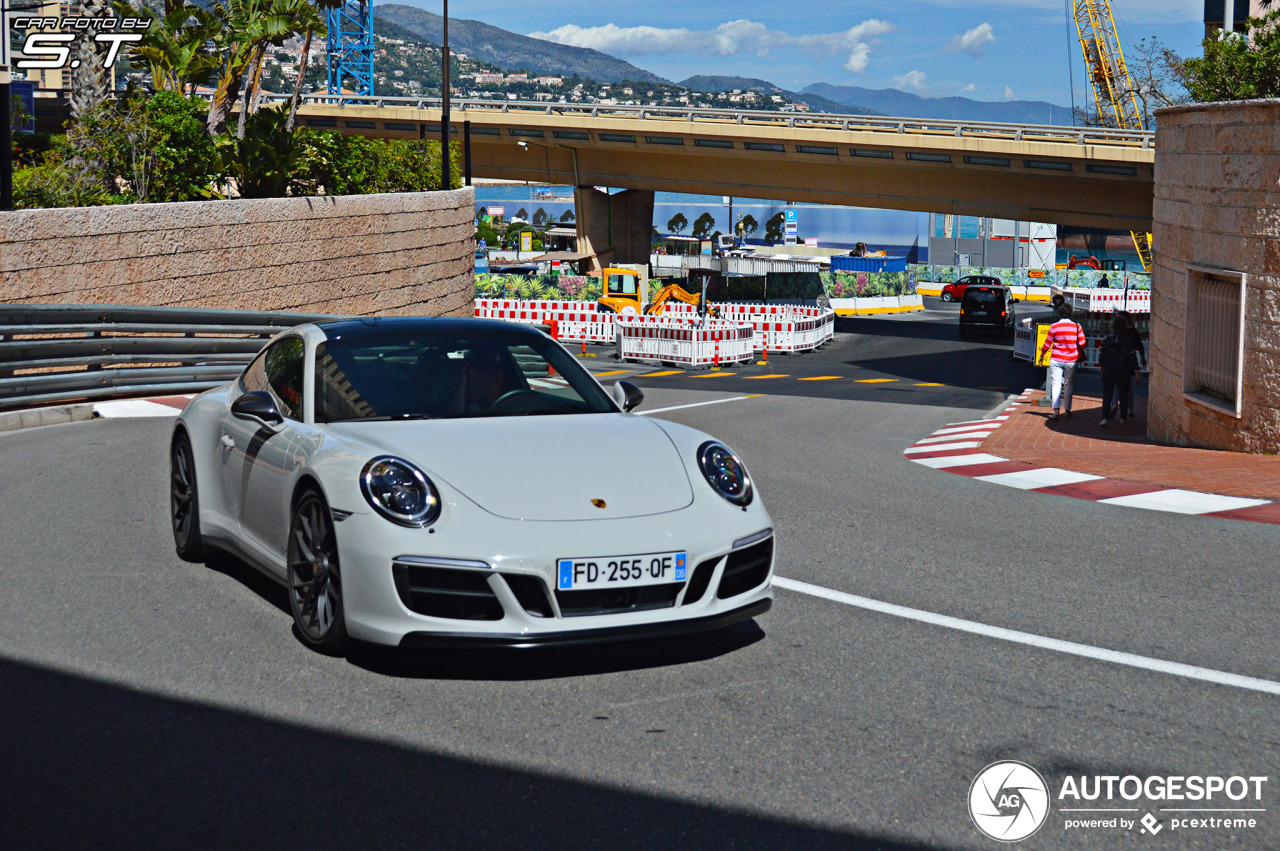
[[69, 0, 112, 118], [235, 0, 314, 138], [287, 0, 339, 132], [207, 0, 264, 135], [113, 0, 221, 95]]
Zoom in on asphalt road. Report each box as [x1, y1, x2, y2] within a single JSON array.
[[0, 305, 1273, 850]]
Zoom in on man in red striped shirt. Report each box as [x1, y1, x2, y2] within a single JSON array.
[[1041, 305, 1087, 420]]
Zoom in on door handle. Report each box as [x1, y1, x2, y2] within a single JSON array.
[[220, 434, 235, 450]]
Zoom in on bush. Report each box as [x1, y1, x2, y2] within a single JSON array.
[[1184, 11, 1280, 101], [294, 132, 462, 196]]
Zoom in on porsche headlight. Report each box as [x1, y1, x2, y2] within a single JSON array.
[[360, 456, 441, 527], [697, 441, 753, 507]]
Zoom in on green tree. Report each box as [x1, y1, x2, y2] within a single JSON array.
[[739, 213, 758, 237], [765, 212, 785, 244], [515, 207, 529, 221], [559, 209, 576, 223], [1184, 10, 1280, 101], [533, 207, 549, 226], [691, 211, 716, 239], [666, 212, 687, 235]]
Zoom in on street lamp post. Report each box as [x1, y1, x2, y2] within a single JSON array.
[[440, 0, 450, 191]]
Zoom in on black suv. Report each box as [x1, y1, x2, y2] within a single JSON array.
[[958, 285, 1016, 336]]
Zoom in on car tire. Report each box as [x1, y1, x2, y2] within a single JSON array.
[[170, 432, 205, 562], [287, 488, 350, 655], [940, 291, 953, 302]]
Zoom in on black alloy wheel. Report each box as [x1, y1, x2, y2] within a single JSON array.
[[288, 489, 350, 654], [170, 433, 205, 562]]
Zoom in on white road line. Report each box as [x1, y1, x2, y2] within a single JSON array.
[[934, 422, 1005, 435], [915, 430, 997, 444], [911, 452, 1008, 469], [772, 576, 1280, 697], [93, 400, 183, 418], [946, 417, 1008, 427], [639, 396, 753, 415], [1099, 489, 1271, 515], [976, 468, 1103, 489], [903, 440, 984, 454]]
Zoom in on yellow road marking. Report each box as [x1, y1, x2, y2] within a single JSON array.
[[592, 369, 634, 377], [745, 374, 789, 379], [855, 378, 897, 384], [798, 376, 843, 381], [695, 372, 736, 378], [915, 382, 945, 387], [746, 394, 766, 398], [638, 370, 686, 377]]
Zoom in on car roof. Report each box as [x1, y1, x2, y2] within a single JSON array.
[[314, 316, 545, 341]]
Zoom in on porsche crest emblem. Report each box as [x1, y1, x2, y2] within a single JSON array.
[[591, 499, 607, 509]]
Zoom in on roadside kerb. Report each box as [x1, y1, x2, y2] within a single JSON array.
[[904, 389, 1280, 525]]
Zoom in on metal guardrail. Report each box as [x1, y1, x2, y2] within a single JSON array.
[[0, 305, 342, 412], [277, 94, 1156, 150]]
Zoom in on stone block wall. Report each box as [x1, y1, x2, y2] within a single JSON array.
[[0, 188, 476, 318], [1150, 99, 1280, 452]]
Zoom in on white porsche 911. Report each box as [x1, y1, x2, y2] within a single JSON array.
[[169, 317, 774, 654]]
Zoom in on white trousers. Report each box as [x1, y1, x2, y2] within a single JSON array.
[[1048, 359, 1077, 412]]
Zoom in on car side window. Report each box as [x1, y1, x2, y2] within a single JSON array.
[[242, 336, 305, 420]]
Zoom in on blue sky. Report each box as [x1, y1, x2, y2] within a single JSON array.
[[420, 0, 1207, 105]]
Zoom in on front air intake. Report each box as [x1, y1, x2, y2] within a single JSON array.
[[392, 563, 503, 621], [716, 538, 773, 599]]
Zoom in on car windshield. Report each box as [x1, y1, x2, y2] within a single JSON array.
[[964, 289, 1001, 304], [314, 326, 617, 421]]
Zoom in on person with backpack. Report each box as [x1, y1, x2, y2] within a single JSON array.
[[1099, 314, 1140, 426], [1041, 304, 1087, 420]]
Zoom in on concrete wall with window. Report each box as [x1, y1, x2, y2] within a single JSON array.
[[0, 188, 476, 318], [1148, 99, 1280, 452]]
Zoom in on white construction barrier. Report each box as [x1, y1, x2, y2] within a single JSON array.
[[474, 299, 831, 355], [616, 317, 755, 368], [1060, 287, 1151, 314]]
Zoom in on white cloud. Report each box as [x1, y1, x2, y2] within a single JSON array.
[[961, 83, 976, 93], [946, 22, 994, 57], [891, 70, 928, 93], [1004, 85, 1016, 100], [530, 19, 896, 74]]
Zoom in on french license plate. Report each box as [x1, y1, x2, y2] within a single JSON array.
[[557, 551, 687, 590]]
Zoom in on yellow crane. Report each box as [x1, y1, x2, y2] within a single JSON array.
[[1073, 0, 1153, 272]]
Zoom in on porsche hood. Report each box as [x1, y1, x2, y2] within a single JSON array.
[[330, 414, 695, 520]]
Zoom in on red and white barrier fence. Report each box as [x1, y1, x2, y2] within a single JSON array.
[[616, 317, 755, 368], [1061, 287, 1151, 314], [474, 299, 833, 356]]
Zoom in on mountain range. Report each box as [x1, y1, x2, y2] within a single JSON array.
[[373, 4, 1072, 123], [373, 4, 665, 83]]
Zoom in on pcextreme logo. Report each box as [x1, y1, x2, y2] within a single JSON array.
[[969, 761, 1270, 842]]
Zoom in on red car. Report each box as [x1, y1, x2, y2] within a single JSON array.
[[940, 275, 1001, 302]]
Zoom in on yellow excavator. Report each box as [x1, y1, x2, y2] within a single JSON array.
[[596, 267, 702, 315]]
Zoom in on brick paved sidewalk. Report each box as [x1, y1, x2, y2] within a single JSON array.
[[982, 390, 1280, 501]]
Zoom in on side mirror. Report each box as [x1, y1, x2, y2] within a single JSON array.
[[1011, 298, 1020, 303], [231, 390, 284, 426], [612, 380, 644, 413]]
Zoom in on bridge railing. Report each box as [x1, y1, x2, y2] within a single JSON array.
[[277, 94, 1155, 150], [0, 304, 341, 412]]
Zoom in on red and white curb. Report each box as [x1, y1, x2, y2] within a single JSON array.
[[904, 389, 1280, 526], [94, 395, 194, 418]]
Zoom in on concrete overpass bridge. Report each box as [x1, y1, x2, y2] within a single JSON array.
[[278, 95, 1155, 269]]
